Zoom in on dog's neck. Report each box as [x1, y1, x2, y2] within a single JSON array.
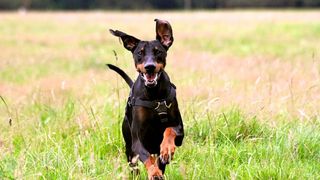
[[133, 71, 172, 101]]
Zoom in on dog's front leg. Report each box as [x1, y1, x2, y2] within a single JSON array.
[[131, 122, 163, 180], [160, 100, 184, 164], [160, 127, 177, 164], [144, 155, 163, 180]]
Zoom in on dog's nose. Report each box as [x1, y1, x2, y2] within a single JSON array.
[[144, 63, 156, 73]]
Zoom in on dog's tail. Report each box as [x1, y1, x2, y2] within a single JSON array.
[[106, 64, 133, 87]]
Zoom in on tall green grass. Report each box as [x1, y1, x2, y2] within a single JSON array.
[[1, 95, 319, 178]]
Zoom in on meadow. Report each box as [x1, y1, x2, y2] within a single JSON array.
[[0, 10, 320, 179]]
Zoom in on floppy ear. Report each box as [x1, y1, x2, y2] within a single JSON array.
[[155, 19, 174, 50], [109, 29, 140, 52]]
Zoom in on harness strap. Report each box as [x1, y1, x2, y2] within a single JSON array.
[[129, 84, 176, 123], [131, 98, 157, 109]]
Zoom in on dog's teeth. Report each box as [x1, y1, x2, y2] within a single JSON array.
[[143, 73, 148, 81], [142, 72, 159, 87]]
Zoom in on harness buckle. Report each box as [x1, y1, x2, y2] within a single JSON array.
[[154, 101, 172, 123]]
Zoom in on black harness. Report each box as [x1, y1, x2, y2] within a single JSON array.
[[128, 83, 176, 123]]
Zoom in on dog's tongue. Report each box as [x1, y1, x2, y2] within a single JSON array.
[[146, 73, 156, 81]]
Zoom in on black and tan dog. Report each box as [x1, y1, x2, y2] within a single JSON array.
[[107, 19, 184, 179]]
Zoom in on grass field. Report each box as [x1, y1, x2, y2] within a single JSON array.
[[0, 10, 320, 179]]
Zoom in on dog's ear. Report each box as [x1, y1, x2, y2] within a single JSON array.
[[109, 29, 140, 52], [155, 19, 174, 50]]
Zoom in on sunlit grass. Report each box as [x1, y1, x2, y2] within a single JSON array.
[[187, 22, 320, 59]]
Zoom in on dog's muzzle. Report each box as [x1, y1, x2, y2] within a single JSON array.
[[141, 72, 161, 87]]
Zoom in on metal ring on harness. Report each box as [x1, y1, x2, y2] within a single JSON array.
[[154, 102, 161, 110], [165, 101, 172, 108], [154, 101, 172, 110]]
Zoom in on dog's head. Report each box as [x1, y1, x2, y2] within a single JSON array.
[[110, 19, 173, 88]]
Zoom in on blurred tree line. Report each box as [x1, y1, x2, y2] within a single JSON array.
[[0, 0, 319, 10]]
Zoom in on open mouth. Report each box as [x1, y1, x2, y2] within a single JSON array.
[[142, 72, 160, 87]]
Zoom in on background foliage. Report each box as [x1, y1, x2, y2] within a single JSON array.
[[1, 0, 320, 10]]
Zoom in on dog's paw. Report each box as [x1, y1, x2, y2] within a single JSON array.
[[129, 166, 140, 177], [160, 141, 175, 164], [129, 154, 140, 175], [147, 165, 163, 180], [129, 162, 140, 176]]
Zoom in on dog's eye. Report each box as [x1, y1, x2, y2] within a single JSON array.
[[137, 50, 144, 56], [154, 49, 162, 56]]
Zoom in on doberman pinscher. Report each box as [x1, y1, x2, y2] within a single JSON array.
[[107, 19, 184, 179]]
